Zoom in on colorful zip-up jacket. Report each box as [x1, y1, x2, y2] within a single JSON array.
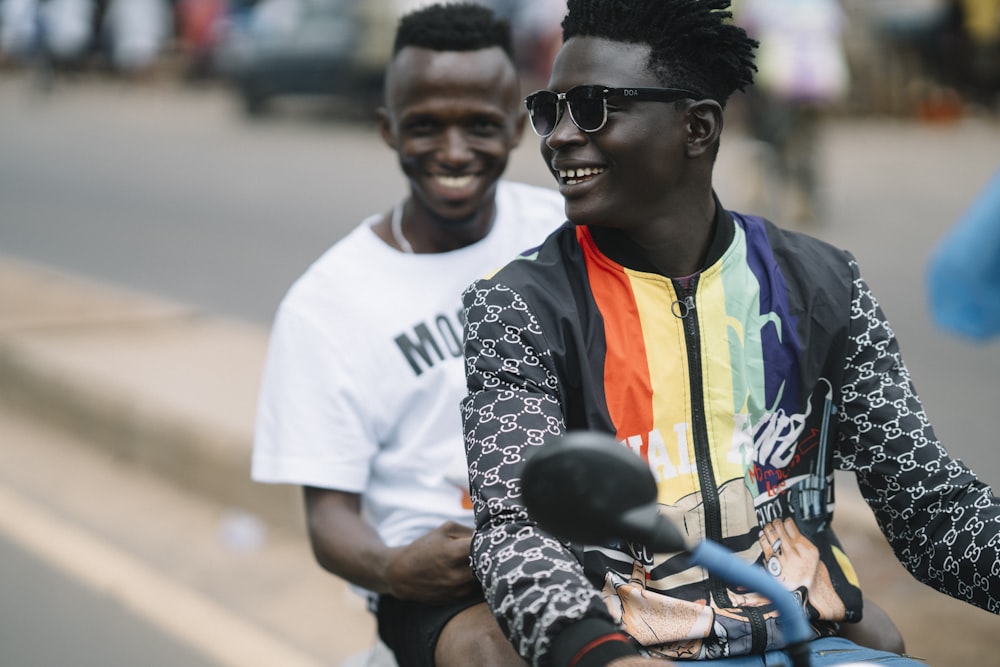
[[461, 205, 1000, 667]]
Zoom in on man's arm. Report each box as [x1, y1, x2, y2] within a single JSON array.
[[303, 487, 480, 603], [463, 280, 637, 667], [835, 260, 1000, 614]]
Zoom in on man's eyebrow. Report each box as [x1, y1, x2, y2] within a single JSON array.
[[399, 111, 440, 123], [466, 110, 507, 120]]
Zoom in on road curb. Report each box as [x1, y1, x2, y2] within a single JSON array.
[[0, 255, 304, 532]]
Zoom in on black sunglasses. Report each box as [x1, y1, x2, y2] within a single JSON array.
[[525, 84, 702, 137], [524, 84, 702, 137]]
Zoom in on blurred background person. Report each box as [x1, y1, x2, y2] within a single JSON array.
[[174, 0, 229, 81], [735, 0, 850, 226], [101, 0, 171, 75], [39, 0, 93, 64], [0, 0, 35, 60], [1, 0, 44, 62], [0, 0, 95, 83]]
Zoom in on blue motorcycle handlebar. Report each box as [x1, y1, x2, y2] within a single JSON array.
[[689, 539, 813, 666]]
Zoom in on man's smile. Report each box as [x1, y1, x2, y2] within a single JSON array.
[[558, 167, 606, 185], [435, 174, 476, 189]]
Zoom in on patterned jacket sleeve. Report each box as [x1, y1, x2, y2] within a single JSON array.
[[461, 280, 620, 667], [834, 258, 1000, 614]]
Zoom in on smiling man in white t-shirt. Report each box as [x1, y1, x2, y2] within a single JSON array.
[[251, 4, 563, 667]]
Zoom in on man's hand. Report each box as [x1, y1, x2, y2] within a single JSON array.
[[304, 487, 478, 604], [384, 521, 480, 603]]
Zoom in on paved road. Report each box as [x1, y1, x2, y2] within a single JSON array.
[[0, 75, 405, 325], [0, 532, 225, 667], [0, 398, 377, 667]]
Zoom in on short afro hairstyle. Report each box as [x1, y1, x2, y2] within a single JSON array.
[[393, 2, 515, 60], [562, 0, 757, 107]]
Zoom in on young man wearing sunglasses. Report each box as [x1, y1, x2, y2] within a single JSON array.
[[461, 1, 1000, 666], [251, 4, 562, 667]]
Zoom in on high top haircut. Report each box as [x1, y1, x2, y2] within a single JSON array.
[[392, 2, 515, 60], [561, 0, 757, 107]]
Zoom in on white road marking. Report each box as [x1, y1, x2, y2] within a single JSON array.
[[0, 482, 326, 667]]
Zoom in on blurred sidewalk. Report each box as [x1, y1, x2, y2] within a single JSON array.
[[0, 254, 301, 531]]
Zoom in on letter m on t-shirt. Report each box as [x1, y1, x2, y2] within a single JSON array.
[[394, 323, 445, 376]]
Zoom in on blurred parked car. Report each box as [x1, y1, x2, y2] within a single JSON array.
[[216, 0, 394, 116]]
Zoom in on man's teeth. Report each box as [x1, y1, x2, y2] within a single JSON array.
[[436, 175, 474, 189], [558, 167, 606, 184]]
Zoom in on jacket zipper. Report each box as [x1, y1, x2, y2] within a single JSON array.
[[675, 277, 769, 651], [673, 278, 732, 611]]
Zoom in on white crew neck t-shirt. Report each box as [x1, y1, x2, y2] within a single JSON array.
[[252, 181, 564, 549]]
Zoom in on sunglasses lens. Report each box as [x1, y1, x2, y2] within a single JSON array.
[[526, 87, 608, 136], [527, 91, 558, 136], [566, 87, 606, 132]]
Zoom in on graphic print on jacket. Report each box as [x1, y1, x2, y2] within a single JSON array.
[[575, 222, 859, 659]]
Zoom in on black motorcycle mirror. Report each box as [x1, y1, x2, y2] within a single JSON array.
[[521, 430, 688, 551], [521, 431, 814, 667]]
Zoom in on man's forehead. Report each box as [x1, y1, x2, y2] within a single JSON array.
[[386, 46, 519, 101], [549, 37, 656, 88], [391, 46, 513, 75]]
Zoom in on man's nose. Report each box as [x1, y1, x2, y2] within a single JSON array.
[[439, 127, 474, 163], [545, 104, 586, 148]]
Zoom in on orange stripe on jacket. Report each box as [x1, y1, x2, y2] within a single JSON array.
[[576, 226, 654, 444]]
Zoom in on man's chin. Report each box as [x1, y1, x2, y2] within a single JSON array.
[[433, 208, 480, 227], [428, 193, 495, 227], [563, 203, 601, 228]]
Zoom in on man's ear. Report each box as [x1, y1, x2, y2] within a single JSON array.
[[511, 107, 528, 149], [376, 107, 396, 149], [685, 99, 723, 158]]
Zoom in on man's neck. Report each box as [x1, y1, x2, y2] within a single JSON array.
[[590, 196, 726, 278], [405, 197, 499, 254]]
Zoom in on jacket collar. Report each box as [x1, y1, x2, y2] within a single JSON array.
[[586, 192, 735, 277]]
